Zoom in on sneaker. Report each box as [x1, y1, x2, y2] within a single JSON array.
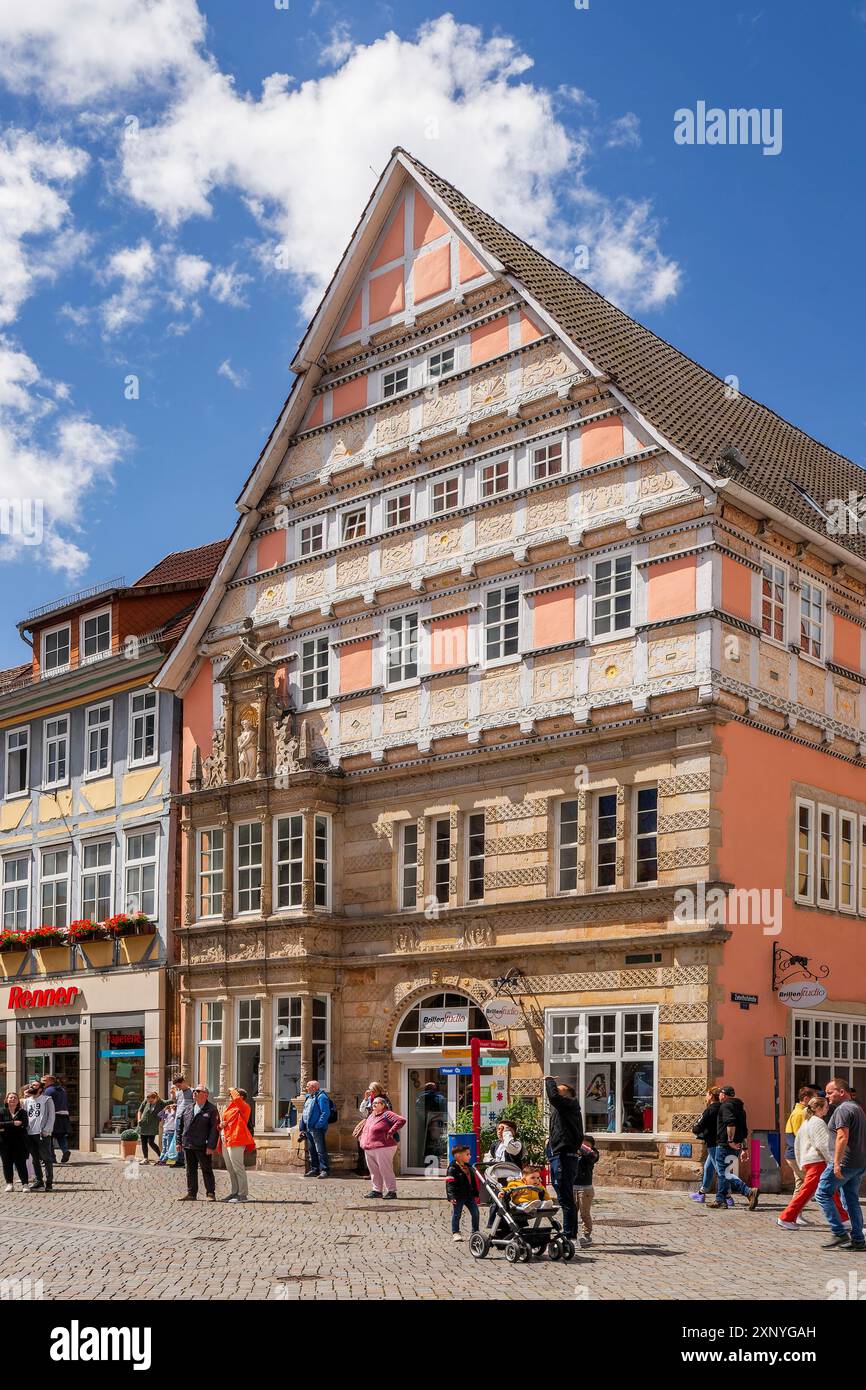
[[44, 1186, 53, 1193], [777, 1218, 798, 1230], [579, 1234, 592, 1247], [60, 1153, 71, 1165], [689, 1192, 706, 1203], [363, 1190, 381, 1198], [237, 1195, 248, 1203], [317, 1171, 330, 1179], [849, 1241, 866, 1252], [28, 1183, 44, 1193], [707, 1201, 727, 1209], [382, 1191, 396, 1200], [138, 1159, 151, 1166], [747, 1188, 760, 1211], [222, 1194, 239, 1202], [303, 1170, 319, 1178], [452, 1233, 464, 1242], [822, 1234, 850, 1248], [4, 1184, 12, 1193]]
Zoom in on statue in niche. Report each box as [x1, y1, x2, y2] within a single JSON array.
[[202, 716, 227, 789], [236, 710, 258, 781]]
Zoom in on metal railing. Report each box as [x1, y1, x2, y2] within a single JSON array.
[[26, 577, 125, 622]]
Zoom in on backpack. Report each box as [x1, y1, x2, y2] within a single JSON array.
[[327, 1097, 338, 1126]]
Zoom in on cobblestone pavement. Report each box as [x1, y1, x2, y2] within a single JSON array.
[[0, 1155, 860, 1301]]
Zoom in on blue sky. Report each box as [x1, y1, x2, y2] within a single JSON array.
[[0, 0, 865, 666]]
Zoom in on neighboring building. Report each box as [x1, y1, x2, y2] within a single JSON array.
[[0, 540, 227, 1151], [154, 149, 866, 1185]]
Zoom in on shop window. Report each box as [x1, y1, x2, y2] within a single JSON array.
[[546, 1006, 657, 1135], [97, 1025, 145, 1134], [274, 996, 329, 1129], [198, 1001, 223, 1097], [394, 991, 491, 1050], [792, 1010, 866, 1104]]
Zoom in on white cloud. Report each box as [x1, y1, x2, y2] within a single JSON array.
[[0, 339, 130, 577], [115, 14, 679, 314], [0, 0, 209, 105], [580, 200, 681, 311], [209, 264, 251, 307], [319, 22, 355, 68], [217, 358, 248, 389], [0, 130, 88, 325], [174, 251, 211, 294], [607, 112, 641, 149]]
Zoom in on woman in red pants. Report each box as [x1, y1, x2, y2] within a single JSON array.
[[777, 1094, 849, 1230]]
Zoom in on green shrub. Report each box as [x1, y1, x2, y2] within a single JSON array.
[[449, 1096, 548, 1164]]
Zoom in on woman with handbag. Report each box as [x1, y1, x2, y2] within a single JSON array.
[[358, 1095, 405, 1199], [354, 1082, 391, 1175]]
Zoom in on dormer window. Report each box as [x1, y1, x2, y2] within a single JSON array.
[[81, 607, 111, 662], [41, 624, 70, 675]]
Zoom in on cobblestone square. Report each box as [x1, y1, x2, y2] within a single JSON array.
[[0, 1155, 859, 1302]]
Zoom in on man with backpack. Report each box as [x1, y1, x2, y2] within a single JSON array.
[[299, 1079, 335, 1178], [709, 1084, 759, 1210]]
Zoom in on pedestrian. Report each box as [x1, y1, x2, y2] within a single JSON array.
[[157, 1102, 177, 1164], [446, 1142, 481, 1241], [299, 1080, 333, 1179], [24, 1082, 55, 1193], [136, 1092, 163, 1164], [42, 1075, 71, 1166], [177, 1085, 220, 1202], [170, 1075, 194, 1168], [575, 1132, 599, 1246], [544, 1074, 584, 1242], [691, 1087, 722, 1204], [784, 1085, 817, 1198], [0, 1090, 29, 1191], [708, 1085, 759, 1210], [817, 1076, 866, 1251], [358, 1094, 406, 1199], [777, 1095, 848, 1231], [218, 1087, 255, 1203], [485, 1120, 523, 1166], [355, 1082, 391, 1175]]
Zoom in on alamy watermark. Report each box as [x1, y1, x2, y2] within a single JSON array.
[[674, 882, 782, 936], [674, 102, 782, 157], [0, 498, 43, 546]]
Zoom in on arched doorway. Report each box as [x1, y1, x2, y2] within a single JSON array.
[[392, 991, 491, 1175]]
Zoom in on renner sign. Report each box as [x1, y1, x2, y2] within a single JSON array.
[[7, 985, 80, 1009]]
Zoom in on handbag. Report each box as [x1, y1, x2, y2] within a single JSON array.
[[352, 1119, 366, 1140]]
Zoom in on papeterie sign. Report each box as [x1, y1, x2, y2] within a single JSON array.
[[777, 982, 827, 1007]]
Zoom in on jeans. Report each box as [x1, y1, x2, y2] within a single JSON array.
[[303, 1126, 329, 1174], [451, 1199, 479, 1235], [713, 1145, 751, 1201], [700, 1150, 716, 1192], [159, 1130, 177, 1163], [552, 1151, 578, 1238], [27, 1135, 54, 1188], [185, 1147, 215, 1198], [816, 1163, 865, 1241], [52, 1132, 70, 1160]]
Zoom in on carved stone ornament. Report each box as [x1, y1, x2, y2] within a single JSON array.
[[201, 712, 228, 790]]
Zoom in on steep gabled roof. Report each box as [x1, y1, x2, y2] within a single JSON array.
[[396, 148, 866, 559], [133, 538, 230, 589]]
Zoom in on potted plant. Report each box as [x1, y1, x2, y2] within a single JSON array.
[[104, 913, 157, 965], [67, 919, 114, 969], [30, 925, 71, 974], [119, 1128, 139, 1159], [0, 929, 29, 979]]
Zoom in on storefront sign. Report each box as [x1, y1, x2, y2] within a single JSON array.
[[419, 1007, 469, 1032], [484, 997, 522, 1028], [31, 1034, 77, 1049], [777, 981, 827, 1008], [439, 1066, 472, 1076], [7, 985, 79, 1010]]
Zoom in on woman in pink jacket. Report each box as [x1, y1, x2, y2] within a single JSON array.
[[359, 1095, 406, 1200]]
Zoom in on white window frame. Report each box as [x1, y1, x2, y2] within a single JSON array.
[[128, 690, 158, 768], [235, 821, 263, 916], [816, 802, 835, 909], [300, 636, 330, 707], [79, 606, 112, 664], [5, 725, 29, 799], [531, 440, 564, 482], [273, 995, 331, 1125], [84, 701, 113, 779], [41, 623, 71, 676], [794, 797, 814, 905], [340, 503, 368, 544], [297, 518, 325, 557], [430, 472, 461, 517], [197, 1000, 224, 1097], [545, 1005, 659, 1138], [1, 854, 30, 932], [124, 827, 158, 919], [42, 713, 69, 790], [859, 816, 866, 916], [399, 821, 419, 910], [432, 816, 451, 906], [800, 580, 825, 662], [465, 811, 486, 903], [273, 813, 304, 911], [427, 347, 455, 381], [838, 811, 856, 914], [386, 612, 419, 686], [556, 798, 579, 895], [197, 827, 225, 921], [480, 456, 510, 499], [39, 845, 71, 929], [633, 786, 659, 887], [760, 560, 786, 645], [382, 365, 409, 400], [593, 554, 633, 639], [792, 1009, 866, 1108], [483, 583, 521, 665], [81, 837, 115, 922], [385, 491, 413, 529], [313, 813, 331, 911], [594, 790, 618, 890]]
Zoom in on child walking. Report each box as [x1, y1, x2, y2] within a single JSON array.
[[157, 1102, 177, 1164], [575, 1133, 599, 1246], [446, 1144, 481, 1242]]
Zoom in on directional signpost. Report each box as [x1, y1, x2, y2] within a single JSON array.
[[470, 1035, 509, 1146]]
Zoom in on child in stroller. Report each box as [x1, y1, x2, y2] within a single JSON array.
[[467, 1161, 577, 1263]]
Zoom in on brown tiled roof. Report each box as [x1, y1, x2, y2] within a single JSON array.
[[0, 662, 30, 692], [398, 149, 866, 559], [134, 538, 229, 589]]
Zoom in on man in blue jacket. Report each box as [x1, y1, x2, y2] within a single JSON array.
[[299, 1080, 331, 1178]]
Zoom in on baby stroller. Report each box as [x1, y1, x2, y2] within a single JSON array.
[[468, 1162, 577, 1263]]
